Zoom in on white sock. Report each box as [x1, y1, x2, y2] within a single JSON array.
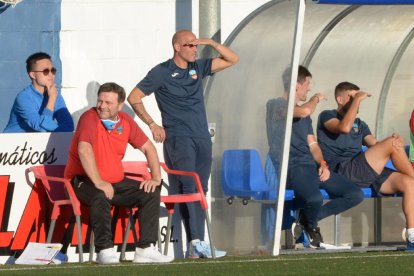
[[407, 228, 414, 243], [190, 239, 200, 245]]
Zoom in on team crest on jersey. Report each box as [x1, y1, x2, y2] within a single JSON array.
[[352, 122, 359, 133], [189, 69, 197, 79]]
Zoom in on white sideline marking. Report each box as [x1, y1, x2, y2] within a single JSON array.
[[1, 253, 413, 272]]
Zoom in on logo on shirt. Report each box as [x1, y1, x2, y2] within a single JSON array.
[[352, 122, 359, 133], [171, 72, 179, 78], [117, 126, 123, 135], [189, 69, 198, 79]]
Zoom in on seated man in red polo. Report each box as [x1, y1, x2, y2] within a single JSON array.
[[64, 82, 173, 264]]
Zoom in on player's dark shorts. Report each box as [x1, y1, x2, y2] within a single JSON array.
[[335, 152, 394, 196]]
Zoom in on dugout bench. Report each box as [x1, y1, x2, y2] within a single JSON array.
[[221, 148, 404, 246]]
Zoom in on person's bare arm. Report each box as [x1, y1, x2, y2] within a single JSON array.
[[78, 141, 114, 199], [293, 93, 326, 118], [193, 38, 239, 73], [127, 87, 165, 143], [363, 134, 377, 148], [138, 140, 162, 193], [308, 134, 330, 182], [324, 91, 371, 134]]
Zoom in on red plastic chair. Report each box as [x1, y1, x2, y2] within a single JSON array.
[[30, 162, 216, 259], [159, 163, 216, 258], [26, 165, 85, 262], [120, 161, 216, 258], [27, 165, 139, 263]]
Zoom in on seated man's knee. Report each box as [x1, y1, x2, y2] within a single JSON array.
[[381, 137, 396, 149], [349, 189, 364, 205], [154, 185, 161, 197], [385, 135, 406, 151], [90, 192, 111, 207], [146, 188, 161, 204], [305, 193, 323, 207], [402, 178, 414, 194]]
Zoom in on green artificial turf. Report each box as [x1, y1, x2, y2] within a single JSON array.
[[1, 251, 413, 275]]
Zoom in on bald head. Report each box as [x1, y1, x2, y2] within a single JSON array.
[[172, 30, 193, 45], [171, 30, 198, 66]]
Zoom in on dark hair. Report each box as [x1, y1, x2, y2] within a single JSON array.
[[282, 65, 312, 92], [334, 81, 360, 98], [97, 82, 126, 103], [26, 52, 51, 73]]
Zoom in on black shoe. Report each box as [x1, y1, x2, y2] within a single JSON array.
[[291, 209, 306, 242], [306, 227, 324, 248]]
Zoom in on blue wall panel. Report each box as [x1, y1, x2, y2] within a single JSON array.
[[0, 0, 61, 131]]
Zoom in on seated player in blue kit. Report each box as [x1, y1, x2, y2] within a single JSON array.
[[317, 81, 414, 250], [275, 67, 363, 248]]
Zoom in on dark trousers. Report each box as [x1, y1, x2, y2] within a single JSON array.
[[72, 176, 160, 252], [163, 136, 212, 242], [287, 164, 363, 229]]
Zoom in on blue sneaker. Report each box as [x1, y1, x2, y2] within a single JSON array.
[[188, 239, 227, 258], [295, 229, 310, 248], [52, 252, 68, 264], [402, 228, 414, 251], [406, 240, 414, 251]]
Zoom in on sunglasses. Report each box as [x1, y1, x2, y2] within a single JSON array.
[[183, 43, 197, 48], [32, 67, 57, 76]]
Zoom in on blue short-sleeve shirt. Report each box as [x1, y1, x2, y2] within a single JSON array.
[[266, 97, 288, 170], [137, 58, 213, 139], [317, 109, 371, 169], [289, 116, 316, 167]]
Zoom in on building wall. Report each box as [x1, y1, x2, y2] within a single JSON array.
[[0, 0, 62, 131]]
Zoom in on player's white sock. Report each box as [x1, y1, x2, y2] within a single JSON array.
[[407, 228, 414, 243]]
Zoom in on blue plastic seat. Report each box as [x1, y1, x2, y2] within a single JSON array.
[[222, 149, 274, 202], [221, 146, 405, 205]]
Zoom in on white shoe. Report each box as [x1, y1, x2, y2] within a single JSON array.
[[96, 248, 119, 264], [133, 244, 174, 263]]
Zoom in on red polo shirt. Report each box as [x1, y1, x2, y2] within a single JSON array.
[[64, 108, 148, 183]]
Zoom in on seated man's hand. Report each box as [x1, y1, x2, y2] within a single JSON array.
[[46, 83, 58, 99], [319, 165, 330, 182], [96, 181, 114, 200], [391, 133, 405, 148], [140, 179, 161, 193]]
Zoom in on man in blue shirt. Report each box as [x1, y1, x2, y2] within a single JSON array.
[[128, 29, 238, 258], [280, 67, 363, 248], [3, 52, 74, 133], [317, 81, 414, 250]]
